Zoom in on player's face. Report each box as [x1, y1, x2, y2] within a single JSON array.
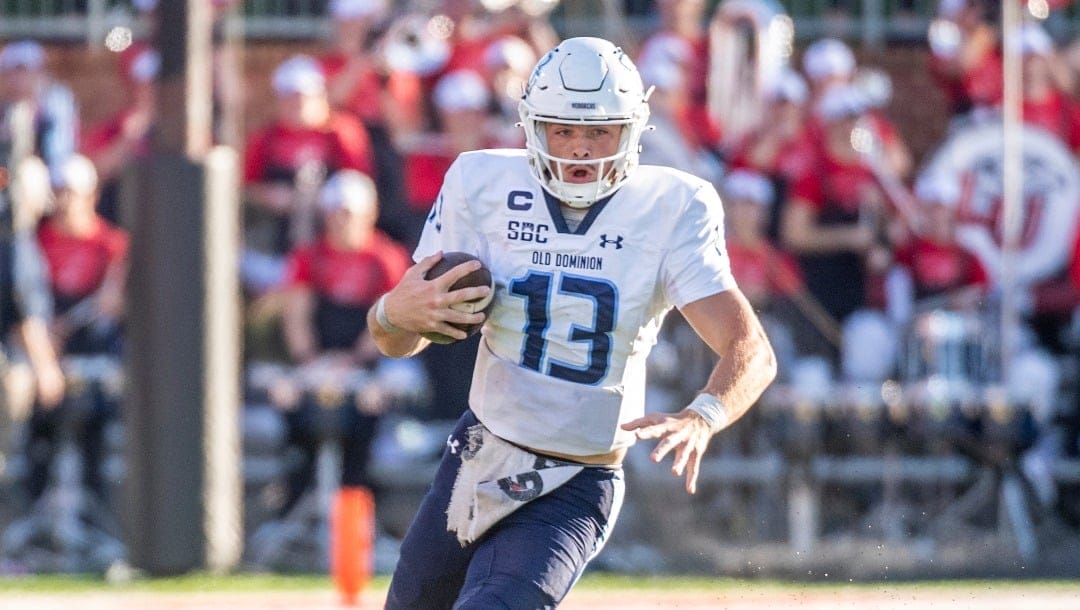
[[542, 122, 623, 184]]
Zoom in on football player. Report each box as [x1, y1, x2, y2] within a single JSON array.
[[368, 37, 776, 608]]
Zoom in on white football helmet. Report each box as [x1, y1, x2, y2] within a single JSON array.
[[518, 37, 652, 207]]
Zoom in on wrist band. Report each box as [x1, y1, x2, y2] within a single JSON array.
[[686, 392, 731, 433], [374, 294, 402, 333]]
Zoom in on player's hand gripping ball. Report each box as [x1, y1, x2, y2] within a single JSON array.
[[422, 251, 495, 345]]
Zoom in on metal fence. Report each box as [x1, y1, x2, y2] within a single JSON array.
[[4, 0, 1080, 48]]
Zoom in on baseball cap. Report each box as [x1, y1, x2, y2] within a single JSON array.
[[637, 34, 691, 92], [125, 46, 161, 83], [57, 154, 99, 195], [319, 170, 377, 214], [802, 38, 856, 82], [815, 84, 869, 121], [329, 0, 387, 20], [937, 0, 966, 18], [433, 70, 490, 113], [484, 36, 537, 74], [0, 40, 45, 71], [724, 169, 775, 206], [272, 55, 325, 96], [766, 68, 809, 104], [1017, 23, 1054, 57], [914, 172, 961, 207]]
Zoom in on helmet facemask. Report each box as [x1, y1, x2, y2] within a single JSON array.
[[518, 37, 652, 208]]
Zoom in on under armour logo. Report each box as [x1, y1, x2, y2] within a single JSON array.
[[599, 234, 624, 249], [446, 436, 460, 455]]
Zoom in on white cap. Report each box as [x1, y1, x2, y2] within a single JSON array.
[[914, 173, 961, 207], [937, 0, 966, 18], [637, 34, 691, 92], [484, 36, 537, 74], [272, 55, 325, 96], [319, 170, 377, 214], [129, 47, 161, 83], [329, 0, 387, 20], [816, 84, 868, 121], [133, 0, 158, 12], [802, 38, 856, 82], [0, 40, 45, 71], [1017, 23, 1054, 57], [766, 68, 809, 104], [57, 154, 99, 195], [853, 67, 892, 108], [433, 69, 490, 113], [724, 169, 775, 206]]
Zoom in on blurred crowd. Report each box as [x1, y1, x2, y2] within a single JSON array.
[[5, 0, 1080, 570]]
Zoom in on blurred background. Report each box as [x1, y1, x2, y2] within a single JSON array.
[[3, 0, 1080, 585]]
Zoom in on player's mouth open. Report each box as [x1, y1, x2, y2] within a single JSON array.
[[566, 166, 595, 182]]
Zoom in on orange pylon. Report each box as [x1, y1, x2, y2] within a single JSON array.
[[331, 485, 375, 606]]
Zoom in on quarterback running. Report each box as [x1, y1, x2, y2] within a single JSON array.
[[368, 36, 777, 609]]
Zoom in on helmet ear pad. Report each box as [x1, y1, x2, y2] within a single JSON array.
[[518, 37, 651, 208]]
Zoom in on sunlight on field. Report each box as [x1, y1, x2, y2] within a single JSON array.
[[1, 574, 1079, 609]]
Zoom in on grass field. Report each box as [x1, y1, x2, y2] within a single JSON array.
[[2, 573, 1079, 609]]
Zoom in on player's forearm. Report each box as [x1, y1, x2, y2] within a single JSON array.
[[699, 320, 776, 429], [19, 318, 62, 376]]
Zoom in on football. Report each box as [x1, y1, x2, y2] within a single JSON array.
[[421, 251, 495, 344]]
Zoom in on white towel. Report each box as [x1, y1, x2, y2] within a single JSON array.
[[446, 424, 583, 546]]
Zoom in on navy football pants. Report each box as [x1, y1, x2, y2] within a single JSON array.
[[385, 410, 625, 609]]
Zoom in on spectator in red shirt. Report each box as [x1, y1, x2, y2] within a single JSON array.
[[282, 170, 409, 365], [277, 169, 411, 516], [81, 46, 159, 226], [729, 69, 814, 184], [725, 170, 804, 310], [637, 0, 720, 152], [1017, 23, 1080, 154], [37, 155, 127, 356], [781, 85, 894, 329], [927, 0, 1003, 117], [727, 68, 816, 238], [802, 37, 913, 181], [723, 168, 839, 377], [242, 54, 376, 295], [318, 0, 424, 241], [886, 172, 988, 327], [25, 154, 127, 505]]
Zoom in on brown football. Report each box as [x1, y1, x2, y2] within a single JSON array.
[[421, 251, 495, 344]]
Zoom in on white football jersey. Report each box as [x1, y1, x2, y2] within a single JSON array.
[[415, 149, 736, 456]]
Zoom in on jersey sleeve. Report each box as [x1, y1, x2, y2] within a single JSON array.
[[661, 183, 738, 309], [412, 155, 483, 262]]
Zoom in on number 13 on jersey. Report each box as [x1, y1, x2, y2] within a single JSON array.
[[509, 270, 618, 386]]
